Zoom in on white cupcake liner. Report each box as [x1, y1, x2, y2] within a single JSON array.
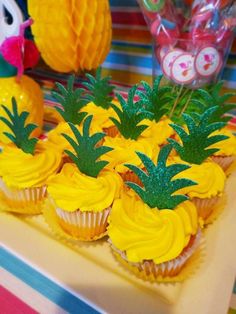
[[0, 178, 46, 214], [55, 206, 111, 240], [110, 229, 202, 279], [212, 155, 236, 173]]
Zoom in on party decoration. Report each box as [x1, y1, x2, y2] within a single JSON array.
[[82, 67, 115, 109], [125, 145, 197, 209], [110, 85, 153, 140], [52, 75, 87, 125], [168, 106, 229, 165], [62, 116, 113, 178], [0, 3, 43, 144], [28, 0, 112, 72], [137, 75, 172, 122], [0, 98, 38, 154]]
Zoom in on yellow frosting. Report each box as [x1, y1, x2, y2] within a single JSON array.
[[140, 117, 175, 145], [47, 121, 100, 153], [171, 157, 226, 199], [209, 128, 236, 156], [47, 163, 123, 212], [108, 191, 198, 264], [101, 136, 157, 173], [0, 141, 62, 189], [81, 100, 120, 130]]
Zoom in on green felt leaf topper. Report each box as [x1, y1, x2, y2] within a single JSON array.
[[125, 145, 197, 209], [110, 85, 153, 140], [136, 75, 173, 122], [195, 81, 236, 123], [62, 115, 113, 178], [82, 67, 115, 109], [0, 98, 38, 155], [168, 106, 229, 165], [52, 75, 88, 124]]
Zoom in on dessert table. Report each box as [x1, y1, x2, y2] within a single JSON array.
[[1, 173, 236, 314]]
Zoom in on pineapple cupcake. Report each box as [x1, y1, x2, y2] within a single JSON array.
[[100, 85, 157, 184], [137, 76, 175, 146], [48, 75, 88, 157], [46, 115, 123, 241], [81, 67, 120, 137], [108, 145, 202, 282], [0, 99, 62, 214], [168, 106, 228, 224]]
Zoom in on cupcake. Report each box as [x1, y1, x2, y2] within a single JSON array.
[[49, 75, 88, 159], [81, 67, 119, 137], [136, 77, 175, 146], [0, 99, 62, 214], [108, 145, 202, 282], [46, 115, 123, 241], [209, 128, 236, 175], [101, 84, 157, 184], [168, 106, 228, 224]]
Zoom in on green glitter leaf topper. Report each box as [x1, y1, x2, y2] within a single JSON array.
[[136, 75, 173, 122], [82, 67, 115, 109], [62, 115, 113, 178], [195, 81, 236, 124], [0, 98, 38, 155], [125, 145, 197, 209], [52, 75, 88, 125], [110, 85, 153, 140], [168, 106, 229, 165]]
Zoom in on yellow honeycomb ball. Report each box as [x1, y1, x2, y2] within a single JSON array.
[[28, 0, 112, 72]]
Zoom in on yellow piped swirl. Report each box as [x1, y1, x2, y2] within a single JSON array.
[[0, 141, 62, 188], [108, 191, 198, 264], [209, 128, 236, 156], [101, 136, 157, 173], [47, 163, 123, 212], [171, 158, 226, 199], [140, 117, 175, 146]]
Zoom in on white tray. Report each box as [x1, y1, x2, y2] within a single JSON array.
[[1, 173, 236, 314]]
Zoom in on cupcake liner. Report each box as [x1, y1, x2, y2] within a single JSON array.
[[110, 230, 204, 283], [103, 125, 119, 137], [43, 198, 110, 241], [192, 193, 226, 224], [0, 179, 46, 214], [211, 155, 236, 174]]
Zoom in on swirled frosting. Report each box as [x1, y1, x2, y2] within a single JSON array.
[[0, 141, 62, 188], [47, 163, 123, 212], [209, 128, 236, 156], [101, 136, 157, 173], [171, 157, 226, 198], [47, 121, 101, 153], [108, 191, 198, 264], [81, 100, 120, 130], [140, 117, 175, 145]]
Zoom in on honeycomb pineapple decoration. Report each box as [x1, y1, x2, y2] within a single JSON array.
[[0, 1, 44, 144], [28, 0, 112, 72]]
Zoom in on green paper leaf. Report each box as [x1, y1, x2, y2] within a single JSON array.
[[168, 106, 229, 165], [125, 145, 197, 209], [62, 116, 113, 178], [82, 67, 115, 109], [136, 75, 171, 122], [0, 98, 38, 154], [110, 85, 153, 140], [52, 75, 88, 124]]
